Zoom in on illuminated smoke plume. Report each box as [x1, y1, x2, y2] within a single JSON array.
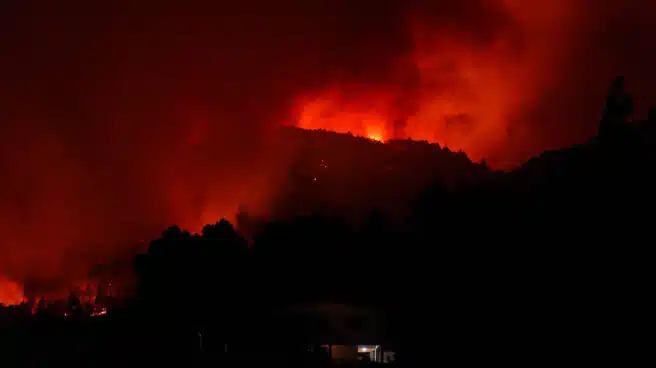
[[0, 276, 23, 305], [294, 0, 656, 165], [0, 0, 655, 293]]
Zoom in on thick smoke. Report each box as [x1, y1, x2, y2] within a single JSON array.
[[0, 0, 655, 296], [501, 0, 656, 163]]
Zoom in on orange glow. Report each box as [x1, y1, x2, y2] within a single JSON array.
[[296, 87, 393, 143], [365, 123, 386, 142], [0, 0, 649, 298], [293, 35, 529, 163], [367, 132, 383, 142], [293, 0, 581, 167], [0, 276, 24, 306]]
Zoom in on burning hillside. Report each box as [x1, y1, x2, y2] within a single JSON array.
[[288, 0, 567, 165], [0, 126, 488, 302], [290, 0, 656, 166], [1, 0, 656, 305], [269, 127, 491, 221]]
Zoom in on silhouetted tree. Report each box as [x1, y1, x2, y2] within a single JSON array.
[[21, 75, 651, 364], [600, 75, 633, 138], [67, 289, 82, 317]]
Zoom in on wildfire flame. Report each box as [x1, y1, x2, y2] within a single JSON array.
[[0, 276, 24, 306], [296, 87, 393, 143], [293, 35, 521, 161], [292, 0, 582, 167], [1, 0, 646, 301], [366, 131, 384, 142], [91, 307, 107, 317]]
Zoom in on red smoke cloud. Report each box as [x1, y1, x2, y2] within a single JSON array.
[[0, 0, 655, 297], [292, 0, 656, 165]]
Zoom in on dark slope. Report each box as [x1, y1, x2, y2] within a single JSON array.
[[270, 126, 492, 221]]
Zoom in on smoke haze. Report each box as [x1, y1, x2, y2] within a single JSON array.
[[0, 0, 655, 295]]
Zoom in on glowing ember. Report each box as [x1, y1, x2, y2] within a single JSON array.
[[91, 307, 107, 317], [365, 126, 385, 142]]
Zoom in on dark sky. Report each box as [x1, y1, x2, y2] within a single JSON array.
[[0, 0, 654, 290]]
